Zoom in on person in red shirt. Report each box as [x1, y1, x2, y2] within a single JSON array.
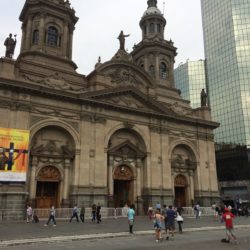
[[222, 207, 237, 243]]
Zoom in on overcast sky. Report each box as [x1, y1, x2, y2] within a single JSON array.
[[0, 0, 204, 75]]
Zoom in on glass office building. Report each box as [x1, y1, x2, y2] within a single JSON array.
[[201, 0, 250, 146], [174, 60, 206, 109]]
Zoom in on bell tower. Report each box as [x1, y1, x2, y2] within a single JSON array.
[[18, 0, 78, 71], [131, 0, 177, 88]]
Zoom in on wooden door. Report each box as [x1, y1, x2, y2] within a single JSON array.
[[114, 180, 132, 207], [36, 181, 59, 208], [175, 187, 186, 207]]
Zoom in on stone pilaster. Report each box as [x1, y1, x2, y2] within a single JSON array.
[[29, 156, 38, 200]]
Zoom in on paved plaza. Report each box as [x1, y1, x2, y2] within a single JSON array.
[[0, 216, 249, 248]]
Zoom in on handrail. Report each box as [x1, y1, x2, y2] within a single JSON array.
[[0, 207, 215, 221]]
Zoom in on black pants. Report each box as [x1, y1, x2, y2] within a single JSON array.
[[46, 215, 56, 225], [97, 213, 101, 223], [92, 211, 96, 222], [129, 220, 134, 233], [177, 221, 183, 232], [70, 213, 79, 222], [80, 213, 85, 222]]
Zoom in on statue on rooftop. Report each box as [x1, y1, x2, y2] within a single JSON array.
[[4, 33, 17, 59], [200, 88, 208, 107], [117, 31, 130, 51]]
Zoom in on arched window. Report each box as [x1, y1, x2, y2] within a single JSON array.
[[144, 26, 147, 35], [149, 65, 155, 77], [149, 23, 154, 33], [159, 62, 168, 79], [47, 26, 59, 46], [32, 30, 39, 44]]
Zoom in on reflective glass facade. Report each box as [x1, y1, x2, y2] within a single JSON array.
[[201, 0, 250, 146], [174, 60, 206, 109]]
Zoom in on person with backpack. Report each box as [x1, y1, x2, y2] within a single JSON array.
[[69, 204, 79, 222]]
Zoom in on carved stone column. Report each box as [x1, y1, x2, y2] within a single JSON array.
[[25, 17, 32, 51], [136, 158, 142, 197], [135, 158, 144, 215], [62, 159, 70, 207], [69, 31, 74, 59], [108, 156, 114, 196], [63, 159, 70, 198], [39, 14, 45, 47], [29, 156, 38, 201], [189, 170, 195, 206], [155, 52, 160, 82], [63, 21, 69, 57], [73, 149, 80, 186]]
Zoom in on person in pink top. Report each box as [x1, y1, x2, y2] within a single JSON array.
[[222, 207, 237, 243]]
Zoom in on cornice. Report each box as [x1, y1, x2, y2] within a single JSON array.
[[0, 78, 218, 130], [16, 51, 78, 70], [131, 40, 177, 57]]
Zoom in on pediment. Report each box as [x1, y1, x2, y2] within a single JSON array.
[[108, 140, 146, 158], [89, 61, 155, 92], [83, 86, 175, 115]]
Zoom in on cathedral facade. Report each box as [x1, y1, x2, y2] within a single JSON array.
[[0, 0, 219, 213]]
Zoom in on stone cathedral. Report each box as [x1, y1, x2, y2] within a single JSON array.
[[0, 0, 220, 213]]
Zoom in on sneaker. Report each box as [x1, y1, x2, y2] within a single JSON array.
[[53, 224, 56, 227], [166, 236, 169, 240], [155, 240, 159, 243], [44, 224, 48, 226]]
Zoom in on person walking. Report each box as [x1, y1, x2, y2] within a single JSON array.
[[176, 206, 184, 233], [80, 204, 85, 223], [44, 205, 56, 227], [153, 209, 164, 242], [194, 203, 201, 219], [147, 206, 154, 220], [165, 205, 176, 240], [92, 203, 97, 222], [127, 204, 135, 234], [69, 204, 79, 222], [155, 202, 161, 211], [221, 207, 237, 243], [26, 204, 33, 223], [96, 203, 102, 223], [176, 211, 184, 233]]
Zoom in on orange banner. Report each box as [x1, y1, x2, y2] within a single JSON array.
[[0, 128, 29, 182]]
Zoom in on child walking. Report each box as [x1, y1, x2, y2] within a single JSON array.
[[222, 207, 237, 243]]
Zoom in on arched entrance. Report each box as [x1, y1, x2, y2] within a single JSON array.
[[113, 165, 134, 207], [174, 175, 187, 207], [107, 128, 146, 208], [171, 144, 197, 206], [36, 166, 61, 208]]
